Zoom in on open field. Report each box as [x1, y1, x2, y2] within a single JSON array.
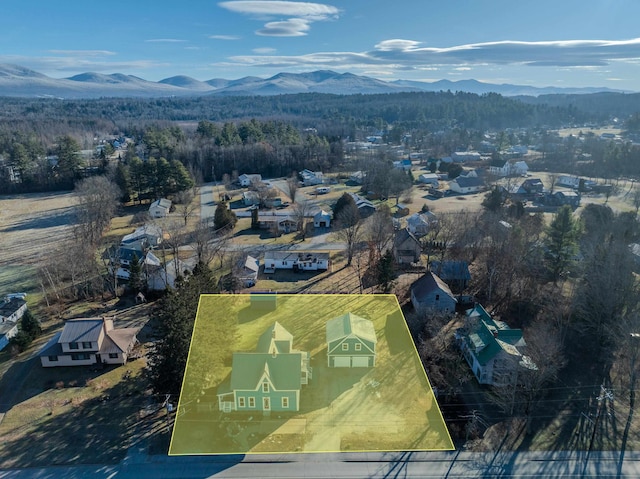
[[555, 126, 622, 138], [0, 191, 77, 296], [170, 294, 453, 454]]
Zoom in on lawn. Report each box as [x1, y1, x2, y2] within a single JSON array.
[[0, 357, 154, 468], [170, 294, 453, 455]]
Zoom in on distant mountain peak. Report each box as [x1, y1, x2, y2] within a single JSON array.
[[0, 65, 632, 99]]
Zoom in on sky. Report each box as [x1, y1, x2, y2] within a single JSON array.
[[2, 0, 640, 90]]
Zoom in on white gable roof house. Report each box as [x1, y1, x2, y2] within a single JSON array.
[[406, 212, 437, 237], [418, 173, 440, 186], [149, 198, 171, 218], [239, 174, 262, 187], [120, 224, 164, 247]]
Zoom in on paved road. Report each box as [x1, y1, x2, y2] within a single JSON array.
[[0, 450, 638, 478], [199, 183, 218, 221]]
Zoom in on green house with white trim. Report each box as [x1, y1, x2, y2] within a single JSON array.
[[326, 313, 377, 368], [217, 322, 311, 413], [455, 304, 528, 386]]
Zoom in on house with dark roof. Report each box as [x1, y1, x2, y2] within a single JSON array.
[[326, 313, 377, 368], [430, 260, 471, 293], [393, 228, 422, 264], [0, 297, 27, 323], [522, 178, 544, 194], [40, 317, 138, 367], [552, 190, 581, 208], [456, 304, 531, 386], [216, 322, 311, 414], [449, 176, 485, 194], [410, 271, 457, 314], [348, 193, 376, 217]]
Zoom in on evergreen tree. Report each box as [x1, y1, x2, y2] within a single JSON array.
[[544, 205, 581, 282], [55, 135, 83, 183], [333, 192, 357, 219], [128, 253, 143, 292], [482, 186, 505, 212], [8, 311, 41, 353], [377, 250, 396, 293], [148, 262, 220, 395], [214, 201, 237, 231]]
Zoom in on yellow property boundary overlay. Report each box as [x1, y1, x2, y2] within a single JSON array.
[[170, 294, 454, 455]]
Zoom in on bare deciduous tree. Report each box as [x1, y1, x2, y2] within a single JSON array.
[[291, 199, 312, 240], [286, 173, 299, 204], [175, 189, 198, 227], [335, 202, 363, 266], [74, 175, 120, 246], [365, 204, 394, 263]]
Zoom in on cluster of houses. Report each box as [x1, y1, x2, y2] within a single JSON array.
[[0, 294, 28, 351], [408, 258, 533, 387], [107, 222, 194, 290], [216, 312, 377, 414]]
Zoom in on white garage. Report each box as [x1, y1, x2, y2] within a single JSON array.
[[333, 356, 351, 367], [351, 356, 371, 367]]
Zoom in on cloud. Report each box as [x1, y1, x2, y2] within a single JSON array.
[[257, 18, 310, 37], [209, 35, 241, 40], [219, 1, 339, 37], [220, 37, 640, 71], [253, 47, 277, 54], [218, 1, 338, 18], [47, 50, 116, 57], [0, 55, 168, 74], [145, 39, 187, 43]]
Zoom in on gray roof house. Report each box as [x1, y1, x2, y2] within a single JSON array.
[[326, 313, 377, 367], [430, 260, 471, 292], [40, 317, 138, 368], [149, 198, 171, 218], [393, 228, 422, 264], [410, 271, 457, 314]]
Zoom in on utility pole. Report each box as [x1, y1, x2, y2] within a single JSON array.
[[583, 383, 614, 475]]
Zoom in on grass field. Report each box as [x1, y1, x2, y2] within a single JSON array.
[[0, 191, 77, 296], [0, 357, 152, 468]]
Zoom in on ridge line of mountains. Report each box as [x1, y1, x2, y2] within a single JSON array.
[[0, 63, 632, 99]]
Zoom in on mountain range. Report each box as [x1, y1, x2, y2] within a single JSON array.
[[0, 64, 630, 99]]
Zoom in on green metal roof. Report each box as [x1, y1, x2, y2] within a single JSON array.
[[230, 352, 303, 391], [465, 304, 525, 366]]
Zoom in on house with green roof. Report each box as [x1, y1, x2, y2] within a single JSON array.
[[455, 304, 529, 386], [326, 313, 377, 368], [217, 322, 311, 414]]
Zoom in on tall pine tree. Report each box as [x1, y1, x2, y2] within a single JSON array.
[[149, 262, 219, 396]]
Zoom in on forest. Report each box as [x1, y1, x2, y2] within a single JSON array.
[[0, 89, 639, 195]]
